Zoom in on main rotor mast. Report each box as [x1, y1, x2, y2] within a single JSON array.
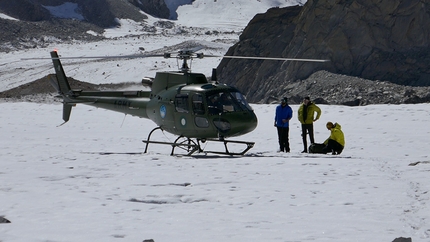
[[163, 49, 204, 73]]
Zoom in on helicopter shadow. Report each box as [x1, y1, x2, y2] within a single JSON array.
[[186, 154, 242, 159], [83, 151, 244, 159]]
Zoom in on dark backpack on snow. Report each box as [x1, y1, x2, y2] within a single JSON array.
[[309, 143, 326, 154]]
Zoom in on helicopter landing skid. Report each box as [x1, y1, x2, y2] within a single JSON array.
[[199, 138, 255, 156], [142, 127, 255, 156]]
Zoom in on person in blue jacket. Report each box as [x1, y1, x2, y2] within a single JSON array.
[[274, 97, 293, 152]]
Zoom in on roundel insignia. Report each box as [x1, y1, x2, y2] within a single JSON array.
[[160, 105, 166, 119], [181, 118, 186, 126]]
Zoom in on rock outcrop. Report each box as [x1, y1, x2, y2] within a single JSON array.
[[0, 0, 154, 27], [0, 0, 51, 21], [217, 0, 430, 103], [132, 0, 170, 19], [0, 0, 169, 50]]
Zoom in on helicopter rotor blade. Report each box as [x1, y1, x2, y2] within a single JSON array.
[[22, 50, 329, 63], [22, 53, 165, 61], [205, 55, 330, 62]]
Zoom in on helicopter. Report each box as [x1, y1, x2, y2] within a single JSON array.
[[45, 48, 328, 156]]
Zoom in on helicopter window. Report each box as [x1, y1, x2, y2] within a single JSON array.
[[208, 92, 238, 113], [207, 93, 222, 114], [192, 94, 205, 115], [194, 117, 209, 128], [207, 92, 250, 113], [231, 92, 253, 111], [175, 94, 189, 113], [219, 93, 235, 112]]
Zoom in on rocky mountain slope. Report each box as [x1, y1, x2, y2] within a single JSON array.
[[218, 0, 430, 103], [0, 0, 171, 50], [0, 0, 170, 26]]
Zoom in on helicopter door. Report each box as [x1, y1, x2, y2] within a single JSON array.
[[175, 94, 189, 113], [173, 94, 194, 133], [191, 94, 205, 115], [191, 94, 209, 128]]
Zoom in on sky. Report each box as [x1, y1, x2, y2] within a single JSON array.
[[1, 0, 429, 241]]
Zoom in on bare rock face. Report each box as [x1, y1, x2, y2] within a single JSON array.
[[131, 0, 170, 19], [0, 0, 51, 21], [217, 6, 303, 103], [0, 0, 164, 49], [218, 0, 430, 103], [0, 0, 157, 27]]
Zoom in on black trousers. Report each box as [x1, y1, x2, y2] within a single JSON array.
[[301, 124, 315, 151], [277, 127, 290, 152], [322, 139, 344, 154]]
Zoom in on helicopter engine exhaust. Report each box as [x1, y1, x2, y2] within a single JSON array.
[[142, 77, 153, 87], [211, 68, 217, 83]]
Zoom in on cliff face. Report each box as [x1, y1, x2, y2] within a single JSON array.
[[217, 0, 430, 103], [133, 0, 170, 19], [0, 0, 51, 21]]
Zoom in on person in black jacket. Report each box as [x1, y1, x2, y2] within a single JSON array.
[[274, 97, 293, 152]]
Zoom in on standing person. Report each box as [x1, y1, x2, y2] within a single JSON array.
[[274, 97, 293, 152], [322, 122, 345, 155], [298, 96, 321, 153]]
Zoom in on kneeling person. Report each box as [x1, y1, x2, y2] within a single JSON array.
[[322, 122, 345, 155]]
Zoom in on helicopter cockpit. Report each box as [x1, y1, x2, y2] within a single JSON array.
[[174, 89, 253, 116], [206, 91, 253, 115]]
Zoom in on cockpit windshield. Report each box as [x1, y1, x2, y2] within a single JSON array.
[[206, 91, 253, 114]]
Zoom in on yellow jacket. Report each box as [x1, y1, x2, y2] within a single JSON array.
[[324, 123, 345, 147], [298, 102, 321, 124]]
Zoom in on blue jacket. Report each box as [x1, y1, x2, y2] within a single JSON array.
[[275, 104, 293, 128]]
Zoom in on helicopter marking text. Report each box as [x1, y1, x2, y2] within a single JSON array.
[[114, 100, 131, 109]]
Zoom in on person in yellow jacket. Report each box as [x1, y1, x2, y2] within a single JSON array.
[[322, 122, 345, 155], [298, 96, 321, 153]]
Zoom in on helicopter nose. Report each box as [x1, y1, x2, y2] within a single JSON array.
[[239, 113, 258, 133], [213, 119, 231, 132], [213, 112, 258, 137]]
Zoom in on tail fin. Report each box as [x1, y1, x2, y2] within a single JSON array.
[[50, 51, 71, 94], [50, 51, 73, 123]]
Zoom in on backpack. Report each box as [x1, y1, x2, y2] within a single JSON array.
[[308, 143, 326, 154]]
